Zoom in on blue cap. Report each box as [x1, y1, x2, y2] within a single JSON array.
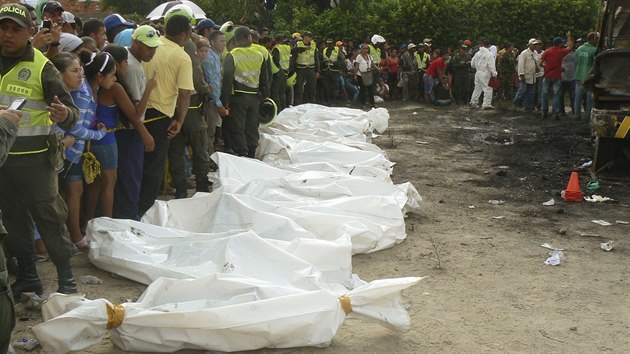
[[553, 36, 564, 46], [114, 28, 133, 47], [103, 14, 134, 31], [197, 19, 220, 31]]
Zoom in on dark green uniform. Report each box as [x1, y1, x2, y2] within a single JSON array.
[[271, 43, 291, 110], [168, 39, 212, 197], [291, 40, 319, 104], [451, 50, 472, 103], [321, 45, 345, 105], [222, 45, 270, 157], [0, 116, 17, 354], [497, 48, 517, 100], [0, 44, 79, 301]]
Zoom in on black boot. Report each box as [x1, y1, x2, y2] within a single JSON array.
[[56, 263, 77, 294], [195, 178, 212, 193], [11, 256, 43, 299]]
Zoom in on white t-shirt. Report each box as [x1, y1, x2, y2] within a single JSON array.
[[354, 54, 372, 76], [121, 48, 147, 121]]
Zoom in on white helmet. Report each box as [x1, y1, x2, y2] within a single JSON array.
[[371, 34, 385, 45]]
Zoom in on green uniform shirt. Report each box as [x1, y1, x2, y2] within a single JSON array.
[[574, 43, 597, 81]]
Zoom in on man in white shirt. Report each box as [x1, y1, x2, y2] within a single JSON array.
[[469, 39, 498, 109], [512, 38, 540, 112]]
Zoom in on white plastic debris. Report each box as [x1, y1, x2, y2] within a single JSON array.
[[468, 205, 476, 209], [544, 253, 562, 266], [616, 220, 629, 225], [592, 219, 612, 226], [578, 160, 593, 169], [488, 199, 505, 205], [600, 241, 615, 251], [584, 195, 614, 203], [492, 216, 505, 219], [544, 249, 565, 266], [541, 243, 564, 251], [542, 199, 555, 206]]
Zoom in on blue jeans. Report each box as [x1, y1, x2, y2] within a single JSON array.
[[513, 80, 536, 111], [574, 80, 593, 120], [541, 78, 561, 114]]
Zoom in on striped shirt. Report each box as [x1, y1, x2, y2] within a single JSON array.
[[55, 78, 105, 164]]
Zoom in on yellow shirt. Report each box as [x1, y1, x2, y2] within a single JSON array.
[[142, 36, 194, 117]]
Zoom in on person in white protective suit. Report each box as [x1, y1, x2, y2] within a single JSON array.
[[469, 39, 498, 109]]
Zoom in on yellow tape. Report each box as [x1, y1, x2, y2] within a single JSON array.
[[338, 295, 352, 315], [614, 116, 630, 139], [106, 303, 125, 330]]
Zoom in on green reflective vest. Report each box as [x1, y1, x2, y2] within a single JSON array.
[[415, 52, 429, 71], [231, 46, 264, 94], [273, 44, 291, 71], [0, 49, 51, 154], [368, 44, 381, 67], [296, 41, 316, 67], [323, 47, 339, 62]]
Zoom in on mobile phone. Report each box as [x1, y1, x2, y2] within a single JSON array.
[[8, 97, 27, 111], [42, 20, 52, 30]]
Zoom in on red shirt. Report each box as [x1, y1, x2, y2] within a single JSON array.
[[541, 46, 570, 80], [427, 57, 446, 78]]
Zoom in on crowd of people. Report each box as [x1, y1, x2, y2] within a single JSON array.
[[0, 1, 601, 352]]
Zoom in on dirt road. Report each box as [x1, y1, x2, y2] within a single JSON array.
[[11, 101, 630, 353]]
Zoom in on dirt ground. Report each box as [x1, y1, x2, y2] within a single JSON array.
[[10, 100, 630, 353]]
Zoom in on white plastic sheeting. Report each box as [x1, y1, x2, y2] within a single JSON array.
[[87, 217, 353, 286], [34, 230, 421, 353], [258, 105, 393, 181], [35, 105, 424, 353], [142, 153, 421, 254]]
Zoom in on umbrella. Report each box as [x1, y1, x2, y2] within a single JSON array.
[[146, 1, 207, 21]]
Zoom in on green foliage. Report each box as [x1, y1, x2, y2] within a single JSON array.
[[101, 0, 599, 48]]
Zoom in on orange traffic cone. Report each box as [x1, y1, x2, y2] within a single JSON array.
[[563, 171, 583, 202]]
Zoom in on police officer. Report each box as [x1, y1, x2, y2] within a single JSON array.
[[0, 3, 80, 299], [0, 108, 22, 354], [321, 39, 345, 105], [291, 31, 319, 104], [415, 43, 430, 102], [369, 34, 385, 88], [221, 26, 269, 158], [271, 34, 290, 110], [166, 9, 214, 198]]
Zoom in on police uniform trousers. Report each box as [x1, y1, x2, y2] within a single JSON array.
[[0, 232, 15, 354], [271, 71, 288, 111], [205, 102, 220, 156], [138, 109, 172, 217], [295, 67, 317, 104], [226, 93, 260, 158], [168, 94, 211, 195], [0, 153, 74, 272], [322, 67, 340, 104], [113, 128, 144, 220]]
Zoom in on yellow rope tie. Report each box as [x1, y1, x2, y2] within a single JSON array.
[[338, 295, 352, 315], [106, 303, 125, 330], [82, 141, 101, 184]]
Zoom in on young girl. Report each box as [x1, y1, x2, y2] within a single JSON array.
[[86, 44, 156, 221], [52, 51, 115, 249]]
